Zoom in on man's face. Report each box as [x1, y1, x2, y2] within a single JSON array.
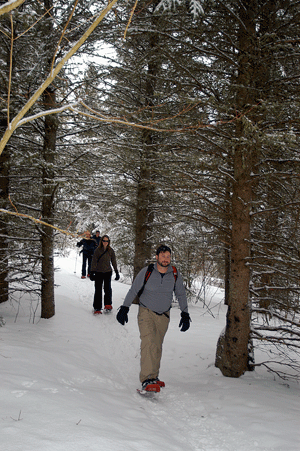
[[156, 251, 171, 268]]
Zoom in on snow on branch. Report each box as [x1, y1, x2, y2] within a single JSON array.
[[0, 208, 78, 238], [0, 0, 26, 15], [17, 103, 80, 127], [155, 0, 204, 19], [0, 0, 119, 155]]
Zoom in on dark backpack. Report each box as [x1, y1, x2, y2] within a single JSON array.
[[136, 263, 178, 299]]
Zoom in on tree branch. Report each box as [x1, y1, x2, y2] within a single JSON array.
[[0, 0, 26, 15], [0, 0, 119, 154]]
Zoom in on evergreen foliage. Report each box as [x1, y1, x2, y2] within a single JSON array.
[[0, 0, 299, 379]]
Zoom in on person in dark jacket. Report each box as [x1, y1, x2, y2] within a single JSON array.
[[90, 235, 120, 313], [76, 231, 97, 279], [92, 230, 101, 246]]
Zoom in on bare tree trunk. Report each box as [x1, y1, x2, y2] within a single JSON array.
[[40, 87, 58, 319], [0, 140, 9, 304], [216, 0, 257, 377], [216, 142, 252, 376], [0, 10, 11, 303], [133, 5, 160, 278], [224, 180, 231, 305], [133, 143, 153, 278]]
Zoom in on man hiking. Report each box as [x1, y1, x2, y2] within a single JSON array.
[[117, 244, 191, 393], [76, 231, 97, 279]]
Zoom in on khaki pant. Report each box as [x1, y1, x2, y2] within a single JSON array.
[[138, 305, 170, 383]]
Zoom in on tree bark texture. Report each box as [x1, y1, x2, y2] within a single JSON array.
[[224, 180, 231, 306], [133, 155, 153, 278], [40, 87, 58, 319], [216, 1, 258, 377], [0, 144, 9, 303], [133, 5, 161, 278], [0, 11, 12, 303]]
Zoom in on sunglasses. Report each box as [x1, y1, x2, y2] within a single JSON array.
[[102, 240, 109, 242]]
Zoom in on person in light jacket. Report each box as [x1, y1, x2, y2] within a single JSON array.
[[116, 244, 191, 392], [90, 235, 119, 313]]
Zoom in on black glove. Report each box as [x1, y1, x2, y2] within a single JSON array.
[[179, 311, 191, 332], [89, 272, 96, 281], [116, 306, 129, 325], [115, 270, 120, 281]]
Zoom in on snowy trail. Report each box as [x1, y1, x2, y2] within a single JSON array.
[[1, 251, 299, 451]]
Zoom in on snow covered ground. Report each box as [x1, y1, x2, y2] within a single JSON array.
[[1, 250, 299, 451]]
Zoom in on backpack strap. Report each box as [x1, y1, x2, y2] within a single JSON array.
[[137, 263, 154, 298], [97, 248, 108, 264], [172, 266, 178, 282]]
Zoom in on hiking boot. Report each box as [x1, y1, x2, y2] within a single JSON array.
[[141, 379, 160, 392]]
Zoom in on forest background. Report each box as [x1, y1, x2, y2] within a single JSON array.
[[0, 0, 300, 381]]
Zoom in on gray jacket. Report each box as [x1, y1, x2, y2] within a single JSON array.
[[123, 263, 188, 314]]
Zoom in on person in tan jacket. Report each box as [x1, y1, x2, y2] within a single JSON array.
[[90, 235, 119, 314]]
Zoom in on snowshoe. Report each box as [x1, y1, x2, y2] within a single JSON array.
[[93, 310, 102, 315], [154, 378, 165, 388], [137, 379, 160, 394]]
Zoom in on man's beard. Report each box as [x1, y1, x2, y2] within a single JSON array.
[[158, 260, 170, 268]]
